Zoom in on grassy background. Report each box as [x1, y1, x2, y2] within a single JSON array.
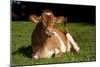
[[12, 21, 96, 66]]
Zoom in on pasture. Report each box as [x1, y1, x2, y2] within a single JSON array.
[[12, 21, 96, 66]]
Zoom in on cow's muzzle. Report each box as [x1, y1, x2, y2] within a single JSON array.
[[46, 28, 54, 37]]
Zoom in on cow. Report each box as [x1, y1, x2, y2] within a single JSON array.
[[29, 10, 80, 59]]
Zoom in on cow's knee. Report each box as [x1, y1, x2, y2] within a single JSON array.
[[66, 33, 80, 53], [54, 48, 62, 58]]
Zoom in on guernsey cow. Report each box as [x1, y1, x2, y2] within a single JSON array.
[[30, 10, 80, 59]]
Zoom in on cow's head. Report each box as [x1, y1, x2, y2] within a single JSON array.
[[29, 10, 66, 36]]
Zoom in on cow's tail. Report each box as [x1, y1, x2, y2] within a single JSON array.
[[63, 17, 69, 33]]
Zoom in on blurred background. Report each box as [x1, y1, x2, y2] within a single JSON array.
[[11, 0, 96, 24]]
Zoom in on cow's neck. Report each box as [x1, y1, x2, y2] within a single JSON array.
[[33, 22, 48, 44]]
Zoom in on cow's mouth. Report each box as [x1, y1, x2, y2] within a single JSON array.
[[46, 30, 54, 37]]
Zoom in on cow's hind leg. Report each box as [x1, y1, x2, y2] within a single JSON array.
[[66, 41, 71, 52], [66, 33, 80, 53]]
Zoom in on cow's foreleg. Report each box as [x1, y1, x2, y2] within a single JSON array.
[[32, 52, 39, 59], [54, 48, 62, 57], [66, 33, 80, 53]]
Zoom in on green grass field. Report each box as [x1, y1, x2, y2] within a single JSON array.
[[12, 21, 96, 66]]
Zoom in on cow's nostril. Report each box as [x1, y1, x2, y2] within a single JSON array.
[[46, 28, 54, 36], [46, 29, 49, 32], [46, 29, 50, 35]]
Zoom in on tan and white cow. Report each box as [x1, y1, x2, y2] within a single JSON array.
[[30, 10, 80, 59]]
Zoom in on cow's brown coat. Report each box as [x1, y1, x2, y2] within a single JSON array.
[[30, 10, 80, 59]]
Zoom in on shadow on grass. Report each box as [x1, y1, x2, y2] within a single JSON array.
[[12, 45, 32, 58]]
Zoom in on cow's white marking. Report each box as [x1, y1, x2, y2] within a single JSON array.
[[66, 41, 71, 52], [55, 48, 60, 54], [48, 49, 60, 58], [33, 55, 39, 59], [66, 33, 80, 53], [53, 31, 66, 53], [48, 50, 54, 58], [45, 12, 51, 16]]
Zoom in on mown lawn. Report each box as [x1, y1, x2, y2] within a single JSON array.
[[11, 21, 96, 66]]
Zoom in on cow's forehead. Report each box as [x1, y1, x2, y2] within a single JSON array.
[[42, 10, 53, 15], [45, 12, 51, 16], [43, 10, 52, 12], [40, 10, 56, 24]]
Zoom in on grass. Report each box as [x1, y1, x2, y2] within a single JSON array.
[[11, 21, 96, 66]]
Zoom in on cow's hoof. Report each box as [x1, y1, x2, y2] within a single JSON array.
[[75, 47, 80, 54], [66, 48, 71, 52], [32, 55, 39, 59], [55, 53, 61, 58]]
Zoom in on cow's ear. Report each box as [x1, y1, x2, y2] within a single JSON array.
[[56, 16, 65, 23], [29, 15, 41, 23]]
